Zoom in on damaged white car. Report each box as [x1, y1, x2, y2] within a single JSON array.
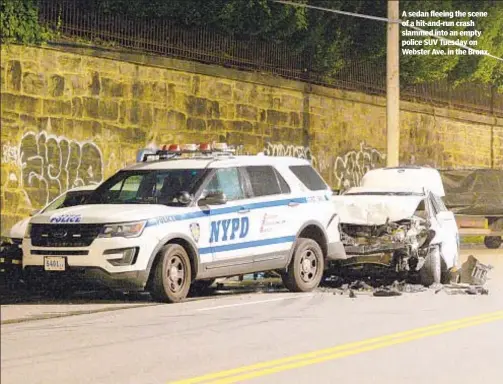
[[331, 167, 460, 286]]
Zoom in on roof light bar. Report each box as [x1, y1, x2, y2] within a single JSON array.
[[141, 142, 236, 162]]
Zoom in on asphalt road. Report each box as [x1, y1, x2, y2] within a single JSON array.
[[1, 248, 502, 384]]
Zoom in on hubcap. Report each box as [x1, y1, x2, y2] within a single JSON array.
[[166, 255, 185, 293], [299, 249, 318, 283]]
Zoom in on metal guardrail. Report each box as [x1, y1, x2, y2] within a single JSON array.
[[38, 0, 502, 115]]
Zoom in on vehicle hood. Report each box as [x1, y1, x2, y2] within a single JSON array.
[[332, 195, 425, 225], [9, 217, 30, 239], [28, 204, 191, 224]]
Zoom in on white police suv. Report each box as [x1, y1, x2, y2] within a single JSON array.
[[22, 143, 346, 302]]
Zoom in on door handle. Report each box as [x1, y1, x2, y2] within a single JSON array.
[[238, 208, 250, 214], [288, 201, 300, 207]]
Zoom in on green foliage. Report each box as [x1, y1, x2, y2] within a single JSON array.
[[0, 0, 51, 44]]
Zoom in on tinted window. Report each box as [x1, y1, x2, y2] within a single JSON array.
[[275, 168, 291, 194], [246, 166, 290, 197], [204, 168, 246, 201], [289, 165, 327, 191], [89, 169, 206, 206], [43, 190, 94, 213]]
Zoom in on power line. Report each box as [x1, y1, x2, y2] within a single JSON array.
[[273, 0, 503, 62]]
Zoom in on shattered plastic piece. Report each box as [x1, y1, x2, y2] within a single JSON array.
[[373, 289, 402, 297], [459, 255, 492, 285], [349, 290, 357, 298]]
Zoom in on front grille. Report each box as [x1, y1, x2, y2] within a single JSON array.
[[31, 250, 89, 255], [31, 224, 103, 247]]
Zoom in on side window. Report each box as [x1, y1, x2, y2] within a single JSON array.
[[435, 195, 448, 211], [204, 168, 246, 201], [289, 165, 328, 191], [414, 199, 428, 219], [246, 166, 290, 197]]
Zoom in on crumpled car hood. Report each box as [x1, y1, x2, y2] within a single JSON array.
[[332, 195, 425, 225]]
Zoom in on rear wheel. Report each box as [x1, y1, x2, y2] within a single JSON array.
[[282, 238, 324, 292], [420, 246, 441, 287], [150, 244, 192, 303], [484, 236, 502, 249]]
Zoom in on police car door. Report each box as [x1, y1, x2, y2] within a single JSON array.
[[203, 167, 253, 264], [239, 165, 296, 268]]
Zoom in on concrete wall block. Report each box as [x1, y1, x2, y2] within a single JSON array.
[[236, 104, 258, 121], [43, 99, 72, 116], [98, 99, 119, 121], [6, 60, 22, 92], [57, 54, 82, 73]]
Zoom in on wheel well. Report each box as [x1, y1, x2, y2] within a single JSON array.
[[146, 238, 198, 289], [299, 225, 327, 258]]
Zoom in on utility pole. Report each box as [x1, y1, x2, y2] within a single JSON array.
[[387, 0, 400, 167]]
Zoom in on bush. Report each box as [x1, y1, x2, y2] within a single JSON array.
[[0, 0, 51, 44]]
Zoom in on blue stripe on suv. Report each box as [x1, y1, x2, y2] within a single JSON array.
[[198, 236, 296, 254]]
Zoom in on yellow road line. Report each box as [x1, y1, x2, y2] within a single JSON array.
[[170, 310, 503, 384]]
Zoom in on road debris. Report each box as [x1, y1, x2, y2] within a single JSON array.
[[459, 255, 493, 285]]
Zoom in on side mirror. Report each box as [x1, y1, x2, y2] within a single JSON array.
[[176, 191, 193, 205], [29, 209, 40, 217], [198, 191, 227, 206]]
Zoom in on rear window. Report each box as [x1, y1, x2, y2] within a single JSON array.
[[289, 165, 327, 191], [246, 166, 290, 197]]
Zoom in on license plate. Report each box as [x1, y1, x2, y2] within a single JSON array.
[[44, 256, 66, 271]]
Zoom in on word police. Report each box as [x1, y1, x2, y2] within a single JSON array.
[[50, 214, 82, 223], [210, 217, 249, 243]]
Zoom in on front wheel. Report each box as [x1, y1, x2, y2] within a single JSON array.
[[420, 246, 441, 287], [150, 244, 192, 303], [282, 238, 324, 292]]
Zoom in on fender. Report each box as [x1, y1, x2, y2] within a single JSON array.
[[284, 220, 328, 266], [145, 232, 201, 280]]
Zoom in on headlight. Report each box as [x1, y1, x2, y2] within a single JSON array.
[[24, 224, 32, 239], [98, 221, 146, 239]]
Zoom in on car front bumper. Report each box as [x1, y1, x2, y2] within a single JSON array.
[[22, 235, 158, 290]]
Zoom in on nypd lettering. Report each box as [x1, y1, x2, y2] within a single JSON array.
[[210, 216, 249, 243], [50, 214, 82, 223]]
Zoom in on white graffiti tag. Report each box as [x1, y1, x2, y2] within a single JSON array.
[[1, 143, 19, 165], [333, 142, 386, 190], [19, 128, 104, 208], [263, 142, 314, 160]]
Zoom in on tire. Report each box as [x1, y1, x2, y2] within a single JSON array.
[[150, 244, 192, 303], [282, 238, 324, 292], [420, 246, 441, 287], [484, 236, 502, 249]]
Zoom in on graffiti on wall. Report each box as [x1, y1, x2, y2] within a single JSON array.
[[332, 142, 386, 190], [19, 129, 104, 208], [2, 143, 20, 165], [263, 142, 314, 161], [262, 141, 385, 191]]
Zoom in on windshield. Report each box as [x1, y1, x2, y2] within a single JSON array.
[[42, 190, 94, 213], [87, 169, 207, 206]]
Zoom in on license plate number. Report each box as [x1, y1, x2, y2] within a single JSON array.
[[44, 256, 66, 271]]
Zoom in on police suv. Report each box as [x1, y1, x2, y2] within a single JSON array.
[[22, 143, 346, 302]]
